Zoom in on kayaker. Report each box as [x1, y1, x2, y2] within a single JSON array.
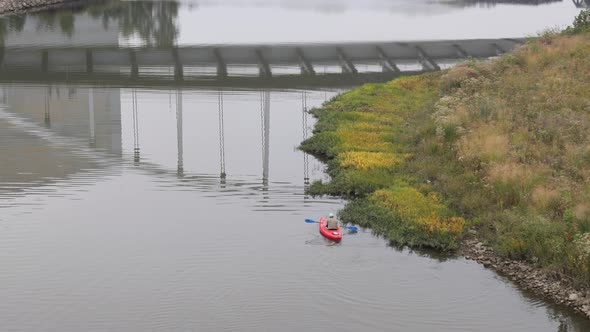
[[326, 213, 339, 230]]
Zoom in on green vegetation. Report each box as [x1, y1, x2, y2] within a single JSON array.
[[301, 10, 590, 285], [301, 75, 466, 250], [564, 8, 590, 35]]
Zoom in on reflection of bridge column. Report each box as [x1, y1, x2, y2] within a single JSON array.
[[88, 87, 95, 146], [44, 87, 51, 128], [262, 90, 270, 183], [302, 91, 309, 187], [132, 89, 140, 163], [218, 90, 226, 180], [176, 90, 184, 176]]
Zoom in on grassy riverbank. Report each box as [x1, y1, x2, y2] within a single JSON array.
[[301, 11, 590, 285]]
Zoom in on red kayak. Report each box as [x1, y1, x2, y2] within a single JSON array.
[[319, 217, 342, 241]]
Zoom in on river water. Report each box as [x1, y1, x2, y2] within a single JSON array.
[[1, 1, 590, 331]]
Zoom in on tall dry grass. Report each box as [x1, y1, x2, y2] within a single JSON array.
[[428, 22, 590, 284]]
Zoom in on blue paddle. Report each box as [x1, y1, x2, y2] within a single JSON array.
[[305, 219, 359, 232]]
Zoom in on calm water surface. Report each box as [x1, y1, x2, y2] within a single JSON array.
[[1, 0, 590, 331]]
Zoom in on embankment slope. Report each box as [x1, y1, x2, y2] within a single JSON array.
[[301, 10, 590, 315]]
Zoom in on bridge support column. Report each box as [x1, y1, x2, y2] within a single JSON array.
[[453, 44, 469, 59], [130, 50, 139, 79], [337, 47, 357, 74], [493, 43, 505, 56], [376, 46, 400, 73], [296, 48, 315, 76], [172, 49, 183, 81], [256, 49, 272, 78], [415, 46, 440, 71], [214, 48, 227, 79]]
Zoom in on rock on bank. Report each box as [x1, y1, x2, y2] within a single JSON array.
[[461, 235, 590, 320]]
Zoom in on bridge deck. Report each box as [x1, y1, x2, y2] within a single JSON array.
[[0, 38, 525, 88]]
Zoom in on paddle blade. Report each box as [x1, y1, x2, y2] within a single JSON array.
[[305, 219, 318, 223], [347, 226, 359, 232]]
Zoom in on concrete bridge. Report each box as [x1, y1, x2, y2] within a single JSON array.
[[0, 38, 524, 89]]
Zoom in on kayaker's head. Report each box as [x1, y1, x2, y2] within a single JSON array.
[[329, 213, 334, 218]]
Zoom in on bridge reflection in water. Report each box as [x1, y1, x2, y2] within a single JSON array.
[[123, 88, 309, 188], [0, 38, 523, 89], [0, 83, 330, 201]]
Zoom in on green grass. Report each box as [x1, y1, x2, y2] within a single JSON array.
[[301, 11, 590, 285], [301, 75, 465, 251]]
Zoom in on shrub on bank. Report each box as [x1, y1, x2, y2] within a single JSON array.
[[564, 9, 590, 35]]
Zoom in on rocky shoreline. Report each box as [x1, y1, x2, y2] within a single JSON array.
[[460, 234, 590, 319], [0, 0, 82, 15]]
